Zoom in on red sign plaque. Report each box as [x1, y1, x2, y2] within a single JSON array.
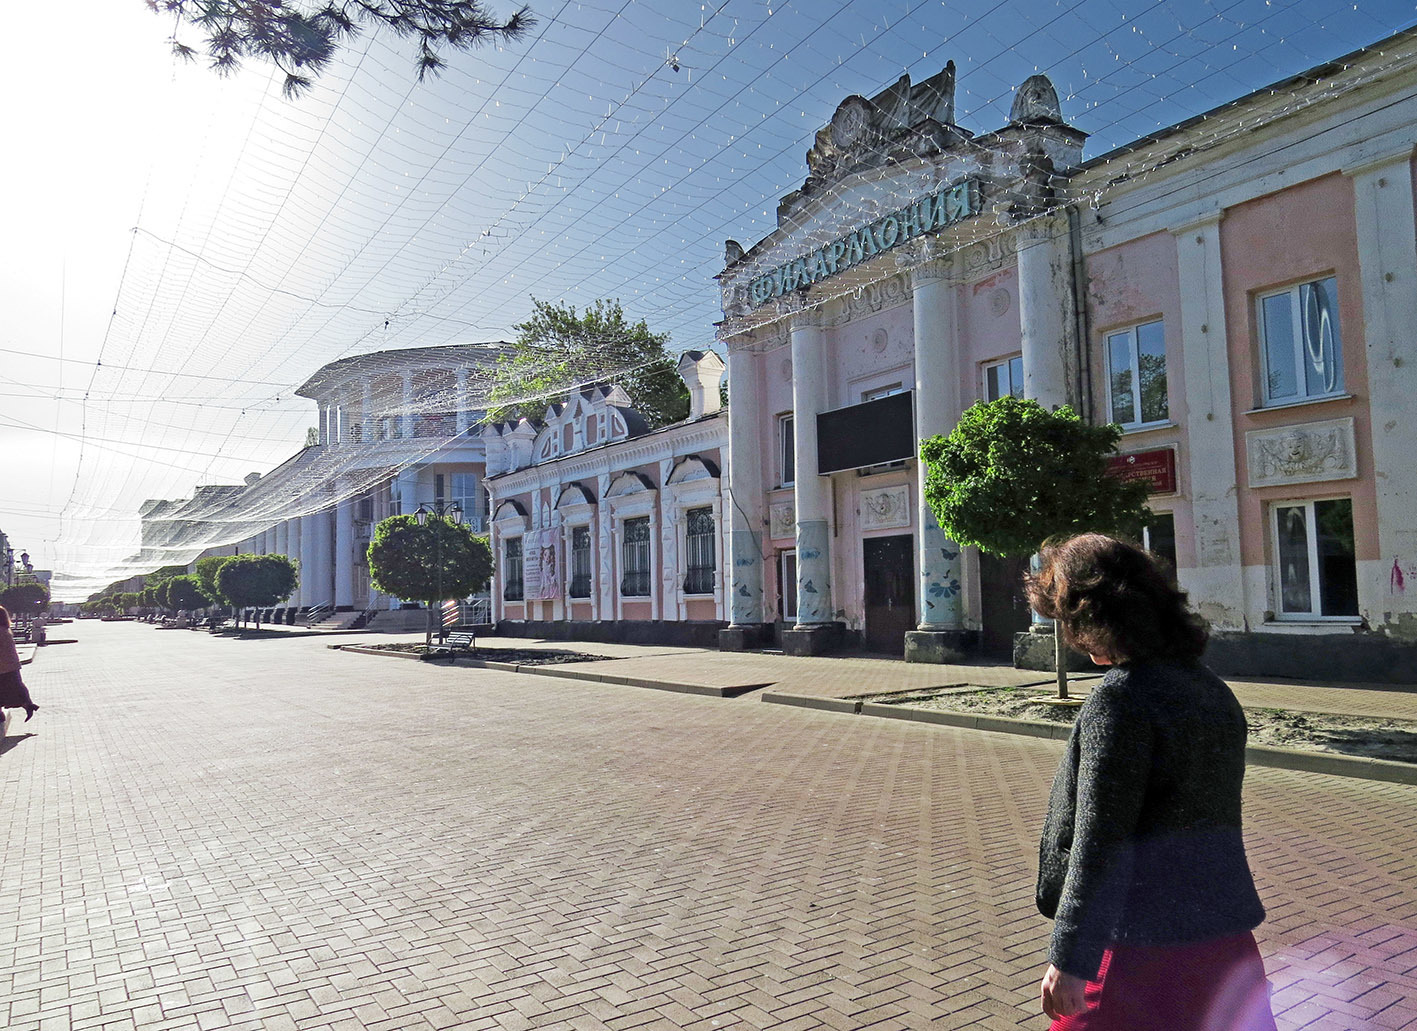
[[1106, 447, 1177, 494]]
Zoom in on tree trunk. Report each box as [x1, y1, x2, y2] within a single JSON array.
[[425, 605, 434, 649], [1055, 626, 1069, 700]]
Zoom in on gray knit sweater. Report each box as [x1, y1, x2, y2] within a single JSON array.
[[1036, 662, 1266, 980]]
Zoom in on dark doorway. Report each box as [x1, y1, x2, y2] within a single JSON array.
[[863, 534, 915, 655], [979, 553, 1033, 658]]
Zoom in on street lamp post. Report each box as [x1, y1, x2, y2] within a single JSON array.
[[413, 501, 463, 645]]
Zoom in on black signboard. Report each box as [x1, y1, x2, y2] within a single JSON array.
[[816, 390, 915, 475]]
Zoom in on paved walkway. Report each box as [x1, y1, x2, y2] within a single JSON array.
[[359, 632, 1417, 722], [2, 622, 1414, 1030]]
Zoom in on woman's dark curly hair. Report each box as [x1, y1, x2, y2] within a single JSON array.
[[1024, 533, 1208, 664]]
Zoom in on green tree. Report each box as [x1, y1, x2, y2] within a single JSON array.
[[1, 582, 50, 616], [195, 555, 233, 605], [152, 0, 534, 99], [164, 575, 212, 613], [919, 395, 1153, 697], [486, 298, 690, 429], [214, 555, 298, 629], [367, 515, 492, 647]]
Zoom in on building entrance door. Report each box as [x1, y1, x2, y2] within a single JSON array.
[[863, 534, 915, 655], [979, 553, 1033, 658]]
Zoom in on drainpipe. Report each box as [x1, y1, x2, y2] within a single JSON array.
[[1067, 205, 1093, 421]]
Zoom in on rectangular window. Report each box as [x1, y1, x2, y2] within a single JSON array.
[[450, 473, 478, 518], [1259, 276, 1343, 405], [1106, 319, 1168, 426], [1273, 498, 1358, 618], [779, 414, 795, 487], [621, 517, 651, 597], [503, 537, 524, 602], [684, 507, 716, 594], [778, 549, 798, 621], [434, 473, 445, 506], [570, 526, 592, 598], [984, 355, 1024, 401], [1143, 512, 1177, 574]]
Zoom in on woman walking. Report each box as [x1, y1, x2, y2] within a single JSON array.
[[0, 604, 41, 731], [1028, 534, 1275, 1031]]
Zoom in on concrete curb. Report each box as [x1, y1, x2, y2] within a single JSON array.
[[762, 691, 1417, 786], [331, 644, 768, 699]]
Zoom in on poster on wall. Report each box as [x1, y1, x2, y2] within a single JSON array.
[[536, 528, 561, 600]]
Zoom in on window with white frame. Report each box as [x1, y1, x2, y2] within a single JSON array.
[[984, 356, 1024, 401], [1106, 319, 1168, 427], [1258, 276, 1344, 405], [777, 550, 798, 621], [451, 473, 478, 519], [779, 414, 795, 487], [621, 517, 651, 597], [569, 526, 592, 598], [862, 383, 905, 401], [1272, 498, 1358, 618], [684, 507, 716, 595], [503, 537, 524, 602]]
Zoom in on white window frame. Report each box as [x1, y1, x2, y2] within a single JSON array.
[[1269, 497, 1359, 622], [862, 383, 905, 401], [568, 523, 593, 600], [778, 549, 798, 622], [778, 413, 795, 488], [503, 535, 525, 603], [1257, 275, 1344, 407], [983, 355, 1023, 401], [1104, 319, 1169, 428]]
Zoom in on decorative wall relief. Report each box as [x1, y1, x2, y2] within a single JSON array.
[[769, 502, 795, 540], [860, 485, 912, 530], [1245, 417, 1356, 488]]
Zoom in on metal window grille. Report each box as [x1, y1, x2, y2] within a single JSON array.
[[621, 517, 651, 596], [570, 526, 592, 598], [683, 507, 715, 594], [503, 537, 524, 601]]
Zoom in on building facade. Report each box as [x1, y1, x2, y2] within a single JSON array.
[[716, 35, 1417, 680], [145, 343, 507, 624], [484, 352, 729, 646]]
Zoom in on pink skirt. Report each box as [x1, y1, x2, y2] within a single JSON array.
[[1051, 931, 1277, 1031]]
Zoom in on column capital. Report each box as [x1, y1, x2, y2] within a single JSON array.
[[1169, 210, 1226, 238], [1343, 144, 1415, 180], [789, 307, 824, 332], [909, 257, 954, 286], [1013, 213, 1065, 251]]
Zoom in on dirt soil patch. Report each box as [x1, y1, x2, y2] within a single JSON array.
[[361, 642, 613, 666], [857, 685, 1417, 764]]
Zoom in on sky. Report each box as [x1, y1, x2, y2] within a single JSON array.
[[2, 0, 1415, 600]]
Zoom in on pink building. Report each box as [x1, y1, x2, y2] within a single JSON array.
[[717, 33, 1417, 681]]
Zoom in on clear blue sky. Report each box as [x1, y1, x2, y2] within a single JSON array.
[[2, 0, 1413, 597]]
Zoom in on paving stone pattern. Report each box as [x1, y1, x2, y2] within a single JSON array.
[[1, 623, 1414, 1031]]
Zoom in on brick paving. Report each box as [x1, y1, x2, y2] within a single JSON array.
[[0, 621, 1414, 1030]]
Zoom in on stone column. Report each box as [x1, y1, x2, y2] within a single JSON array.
[[261, 527, 276, 556], [905, 260, 973, 663], [294, 515, 312, 608], [1348, 152, 1417, 626], [456, 368, 471, 436], [361, 378, 375, 443], [1015, 216, 1079, 667], [396, 468, 420, 516], [1017, 216, 1076, 411], [1171, 213, 1247, 630], [275, 520, 289, 561], [400, 372, 416, 439], [783, 310, 840, 655], [312, 506, 334, 608], [334, 484, 355, 611], [720, 345, 768, 650]]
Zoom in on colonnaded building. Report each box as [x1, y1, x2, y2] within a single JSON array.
[[708, 29, 1417, 681], [143, 343, 507, 628]]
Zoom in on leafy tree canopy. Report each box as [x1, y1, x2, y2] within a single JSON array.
[[920, 396, 1153, 559], [195, 555, 234, 604], [150, 0, 534, 99], [164, 575, 211, 612], [215, 555, 298, 626], [1, 582, 50, 616], [485, 298, 690, 430], [368, 515, 491, 643]]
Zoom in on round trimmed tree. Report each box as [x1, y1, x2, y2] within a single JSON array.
[[920, 395, 1153, 697], [214, 555, 298, 630], [367, 515, 493, 647]]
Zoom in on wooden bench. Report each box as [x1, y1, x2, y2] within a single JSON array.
[[444, 630, 477, 651]]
